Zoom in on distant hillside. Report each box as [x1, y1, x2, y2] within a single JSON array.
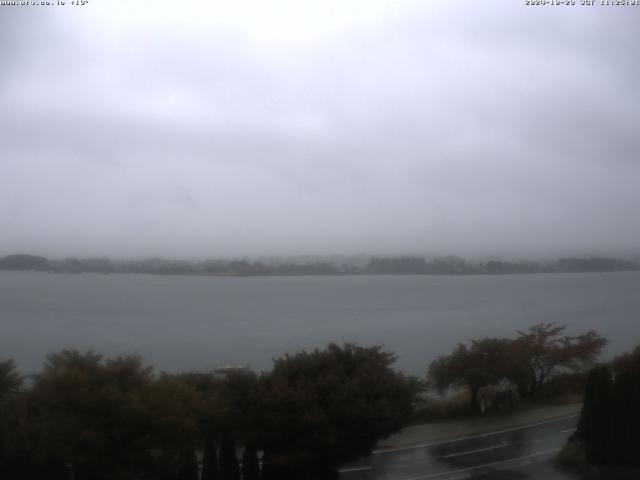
[[1, 254, 638, 276], [0, 254, 49, 271]]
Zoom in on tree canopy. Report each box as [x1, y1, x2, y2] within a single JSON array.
[[29, 351, 156, 480], [429, 338, 511, 412], [0, 343, 419, 480], [0, 360, 22, 400], [509, 323, 608, 397], [260, 343, 418, 478], [428, 323, 608, 411]]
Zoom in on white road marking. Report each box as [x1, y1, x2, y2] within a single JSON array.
[[561, 427, 577, 433], [338, 466, 373, 473], [399, 448, 561, 480], [442, 443, 509, 459], [373, 414, 579, 455]]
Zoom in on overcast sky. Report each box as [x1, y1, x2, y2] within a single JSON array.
[[1, 0, 639, 259]]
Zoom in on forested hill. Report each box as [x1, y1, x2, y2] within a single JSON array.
[[1, 253, 639, 276]]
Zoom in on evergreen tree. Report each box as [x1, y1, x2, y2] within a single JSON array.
[[575, 346, 640, 467], [609, 347, 640, 465], [577, 365, 612, 464]]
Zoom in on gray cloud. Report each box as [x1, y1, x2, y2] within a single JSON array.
[[1, 1, 639, 259]]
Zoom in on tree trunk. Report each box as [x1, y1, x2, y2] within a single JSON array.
[[515, 381, 529, 398], [241, 445, 260, 480], [219, 434, 239, 480], [176, 448, 199, 480], [469, 384, 480, 413], [201, 434, 218, 480]]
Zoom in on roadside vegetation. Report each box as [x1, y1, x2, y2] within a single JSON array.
[[0, 323, 611, 479], [0, 344, 418, 480], [426, 323, 607, 414]]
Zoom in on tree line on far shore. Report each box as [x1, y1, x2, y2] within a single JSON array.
[[1, 253, 639, 276]]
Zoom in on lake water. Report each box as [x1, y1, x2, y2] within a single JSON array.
[[1, 271, 639, 376]]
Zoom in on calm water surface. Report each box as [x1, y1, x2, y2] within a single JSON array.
[[1, 271, 639, 375]]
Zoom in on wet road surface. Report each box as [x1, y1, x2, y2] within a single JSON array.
[[339, 415, 581, 480]]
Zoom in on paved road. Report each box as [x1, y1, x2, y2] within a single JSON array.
[[340, 414, 581, 480]]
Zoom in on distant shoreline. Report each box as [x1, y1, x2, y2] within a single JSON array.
[[2, 253, 639, 277], [9, 270, 640, 279]]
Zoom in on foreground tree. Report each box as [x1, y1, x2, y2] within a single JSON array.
[[429, 338, 511, 412], [509, 323, 607, 398], [429, 324, 608, 410], [607, 346, 640, 465], [573, 345, 640, 466], [28, 351, 156, 480], [260, 343, 418, 479], [0, 360, 22, 400], [141, 373, 207, 480], [576, 365, 613, 464], [0, 360, 24, 479]]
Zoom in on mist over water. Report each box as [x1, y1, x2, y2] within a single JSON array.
[[2, 270, 639, 376], [1, 2, 640, 260]]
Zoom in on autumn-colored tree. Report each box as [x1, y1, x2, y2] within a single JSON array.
[[428, 338, 511, 412], [509, 323, 607, 398]]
